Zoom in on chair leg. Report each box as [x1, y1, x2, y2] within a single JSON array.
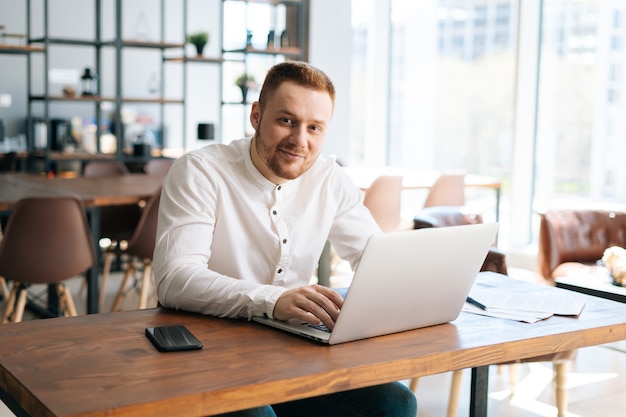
[[1, 282, 19, 323], [12, 286, 28, 323], [408, 377, 419, 392], [138, 263, 153, 310], [0, 277, 8, 301], [509, 363, 520, 396], [110, 264, 135, 312], [447, 369, 463, 417], [554, 362, 568, 417], [100, 252, 115, 311], [56, 284, 78, 317]]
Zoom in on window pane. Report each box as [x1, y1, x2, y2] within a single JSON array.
[[535, 0, 626, 206], [385, 0, 518, 219]]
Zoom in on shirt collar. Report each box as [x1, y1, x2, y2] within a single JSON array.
[[242, 138, 295, 192]]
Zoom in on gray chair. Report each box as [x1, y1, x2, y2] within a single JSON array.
[[0, 196, 96, 322]]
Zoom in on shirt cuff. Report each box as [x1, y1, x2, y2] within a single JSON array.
[[248, 285, 287, 319]]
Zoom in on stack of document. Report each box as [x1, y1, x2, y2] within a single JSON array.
[[463, 272, 587, 323]]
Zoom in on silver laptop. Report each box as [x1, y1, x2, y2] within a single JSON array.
[[253, 222, 499, 345]]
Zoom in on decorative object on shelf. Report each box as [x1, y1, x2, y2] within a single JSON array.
[[186, 31, 209, 56], [235, 73, 257, 103], [133, 12, 151, 41], [147, 72, 159, 95], [266, 30, 275, 49], [197, 123, 215, 141], [280, 30, 289, 48], [62, 85, 76, 97], [80, 67, 98, 96], [246, 30, 253, 47]]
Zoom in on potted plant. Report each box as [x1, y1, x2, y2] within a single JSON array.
[[186, 31, 209, 56], [235, 73, 257, 102]]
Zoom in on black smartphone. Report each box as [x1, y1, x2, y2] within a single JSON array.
[[145, 325, 203, 352]]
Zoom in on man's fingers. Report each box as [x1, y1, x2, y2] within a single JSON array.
[[273, 285, 344, 330]]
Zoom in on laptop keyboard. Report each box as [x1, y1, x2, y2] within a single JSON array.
[[306, 323, 331, 333]]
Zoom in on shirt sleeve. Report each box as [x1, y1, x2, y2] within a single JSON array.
[[327, 166, 383, 271]]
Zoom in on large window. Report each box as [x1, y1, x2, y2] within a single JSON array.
[[352, 0, 626, 250]]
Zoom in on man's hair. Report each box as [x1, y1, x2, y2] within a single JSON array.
[[258, 61, 335, 111]]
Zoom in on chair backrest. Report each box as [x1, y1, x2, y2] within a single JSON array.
[[423, 173, 466, 208], [125, 187, 162, 260], [362, 175, 403, 232], [413, 206, 483, 229], [0, 196, 96, 284], [538, 208, 626, 278], [83, 161, 129, 177], [145, 158, 174, 175]]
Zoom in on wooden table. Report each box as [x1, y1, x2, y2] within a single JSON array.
[[0, 173, 165, 314], [1, 278, 626, 417]]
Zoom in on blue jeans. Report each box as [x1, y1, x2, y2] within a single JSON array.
[[216, 382, 417, 417]]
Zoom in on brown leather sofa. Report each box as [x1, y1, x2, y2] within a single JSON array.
[[538, 208, 626, 280], [412, 206, 507, 275]]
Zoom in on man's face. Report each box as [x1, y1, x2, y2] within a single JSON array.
[[250, 81, 333, 184]]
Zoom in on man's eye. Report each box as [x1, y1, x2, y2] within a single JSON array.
[[281, 118, 293, 125]]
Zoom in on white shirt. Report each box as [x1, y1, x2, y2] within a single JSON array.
[[153, 138, 380, 319]]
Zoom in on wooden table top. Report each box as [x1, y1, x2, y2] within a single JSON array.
[[0, 173, 165, 212], [2, 285, 626, 417]]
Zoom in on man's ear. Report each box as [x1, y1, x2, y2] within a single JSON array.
[[249, 102, 261, 129]]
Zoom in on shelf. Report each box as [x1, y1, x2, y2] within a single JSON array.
[[29, 37, 108, 47], [121, 39, 185, 49], [238, 0, 304, 5], [30, 95, 184, 104], [224, 46, 302, 56], [0, 44, 45, 54], [165, 56, 225, 63], [122, 97, 184, 104], [31, 95, 117, 102]]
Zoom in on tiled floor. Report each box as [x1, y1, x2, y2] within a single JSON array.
[[1, 269, 625, 417]]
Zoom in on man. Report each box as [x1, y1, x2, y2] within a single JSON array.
[[153, 61, 417, 417]]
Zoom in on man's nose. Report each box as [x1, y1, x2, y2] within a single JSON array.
[[289, 125, 308, 146]]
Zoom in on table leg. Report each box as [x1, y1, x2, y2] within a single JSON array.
[[469, 366, 489, 417], [86, 207, 101, 314]]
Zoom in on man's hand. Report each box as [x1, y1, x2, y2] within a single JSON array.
[[273, 285, 344, 330]]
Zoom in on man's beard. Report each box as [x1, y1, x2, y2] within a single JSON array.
[[254, 132, 316, 180]]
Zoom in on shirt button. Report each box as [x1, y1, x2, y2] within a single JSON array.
[[277, 268, 283, 274], [272, 210, 277, 215], [277, 185, 282, 190], [282, 239, 287, 244]]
